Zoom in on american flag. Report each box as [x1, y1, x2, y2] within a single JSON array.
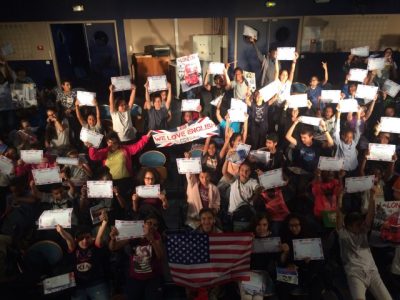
[[166, 231, 253, 288]]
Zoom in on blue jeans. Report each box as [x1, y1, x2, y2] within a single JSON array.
[[71, 281, 110, 300]]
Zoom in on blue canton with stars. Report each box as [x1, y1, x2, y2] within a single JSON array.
[[167, 232, 210, 265]]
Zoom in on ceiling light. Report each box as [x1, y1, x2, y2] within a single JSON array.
[[72, 4, 84, 12], [265, 1, 276, 7]]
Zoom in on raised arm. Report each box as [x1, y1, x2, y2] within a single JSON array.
[[242, 114, 248, 143], [336, 192, 344, 231], [364, 95, 377, 121], [220, 127, 233, 159], [75, 100, 85, 126], [288, 52, 299, 83], [95, 211, 108, 248], [203, 136, 211, 156], [128, 84, 136, 109], [222, 159, 233, 181], [109, 84, 115, 113], [143, 81, 152, 111], [364, 187, 376, 229], [274, 57, 280, 81], [322, 62, 328, 85], [250, 38, 265, 63], [165, 82, 172, 110], [56, 225, 75, 253], [224, 68, 232, 91], [203, 70, 211, 92], [94, 99, 101, 125], [285, 119, 299, 146], [320, 119, 334, 148], [216, 96, 224, 123]]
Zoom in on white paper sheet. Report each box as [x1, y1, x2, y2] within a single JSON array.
[[56, 157, 79, 166], [383, 79, 400, 98], [345, 175, 375, 193], [181, 99, 201, 112], [80, 127, 104, 148], [111, 75, 131, 92], [0, 156, 13, 175], [367, 57, 386, 70], [227, 143, 251, 165], [38, 208, 73, 229], [367, 143, 396, 162], [355, 84, 378, 100], [348, 68, 368, 82], [43, 272, 76, 295], [228, 108, 247, 122], [253, 237, 281, 253], [77, 91, 96, 106], [259, 80, 279, 102], [32, 167, 62, 185], [136, 184, 161, 198], [243, 71, 256, 92], [176, 157, 202, 174], [258, 168, 286, 190], [21, 150, 43, 164], [320, 90, 341, 104], [148, 75, 167, 93], [241, 271, 265, 294], [276, 267, 299, 285], [243, 25, 258, 40], [210, 95, 223, 107], [339, 99, 359, 113], [87, 181, 113, 198], [230, 98, 248, 112], [380, 117, 400, 134], [318, 156, 344, 171], [277, 47, 296, 61], [293, 238, 324, 260], [115, 220, 144, 241], [208, 62, 225, 75], [249, 150, 270, 164], [287, 94, 308, 108], [351, 46, 369, 57], [299, 116, 321, 127]]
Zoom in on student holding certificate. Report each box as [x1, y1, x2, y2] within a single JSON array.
[[75, 98, 102, 134], [225, 67, 250, 100], [109, 214, 164, 300], [336, 189, 392, 300], [109, 83, 137, 143], [203, 66, 229, 122], [307, 61, 329, 110], [143, 82, 172, 131], [255, 133, 285, 172], [56, 211, 111, 300], [185, 151, 220, 229], [44, 107, 71, 154], [30, 179, 75, 210], [278, 214, 325, 299], [132, 167, 168, 217]]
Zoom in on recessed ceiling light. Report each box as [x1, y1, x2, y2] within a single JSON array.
[[72, 4, 84, 12], [265, 1, 276, 7]]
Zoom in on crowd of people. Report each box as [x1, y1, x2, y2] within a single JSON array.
[[0, 41, 399, 300]]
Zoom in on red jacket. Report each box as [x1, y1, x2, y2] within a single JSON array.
[[89, 135, 149, 177]]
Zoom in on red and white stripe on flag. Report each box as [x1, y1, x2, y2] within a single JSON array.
[[168, 232, 253, 288]]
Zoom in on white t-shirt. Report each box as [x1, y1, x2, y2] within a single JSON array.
[[111, 110, 136, 142], [276, 80, 292, 104], [229, 178, 260, 213], [232, 80, 248, 100]]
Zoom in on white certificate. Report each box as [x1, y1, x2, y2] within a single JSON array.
[[258, 168, 286, 190], [0, 156, 13, 175], [355, 84, 378, 100], [348, 68, 368, 82], [259, 80, 279, 102], [318, 156, 344, 171], [253, 237, 281, 253], [243, 25, 258, 40], [230, 98, 248, 112], [56, 157, 79, 166], [383, 79, 400, 98], [277, 47, 296, 61], [367, 57, 385, 71], [367, 143, 396, 162], [87, 181, 113, 198], [38, 208, 73, 230], [241, 271, 265, 294], [249, 150, 270, 164], [210, 95, 223, 107], [380, 117, 400, 134], [181, 99, 200, 112], [293, 238, 324, 261], [111, 75, 131, 91], [77, 91, 96, 106], [32, 167, 62, 185], [287, 94, 308, 108], [228, 108, 246, 122], [43, 273, 76, 295], [321, 90, 341, 103], [351, 46, 369, 57], [227, 143, 251, 165], [345, 175, 375, 193], [177, 157, 202, 174], [115, 220, 144, 241], [21, 150, 43, 164], [148, 75, 167, 93], [208, 62, 225, 75], [339, 99, 359, 113], [80, 127, 104, 148], [299, 116, 321, 127], [136, 184, 161, 198]]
